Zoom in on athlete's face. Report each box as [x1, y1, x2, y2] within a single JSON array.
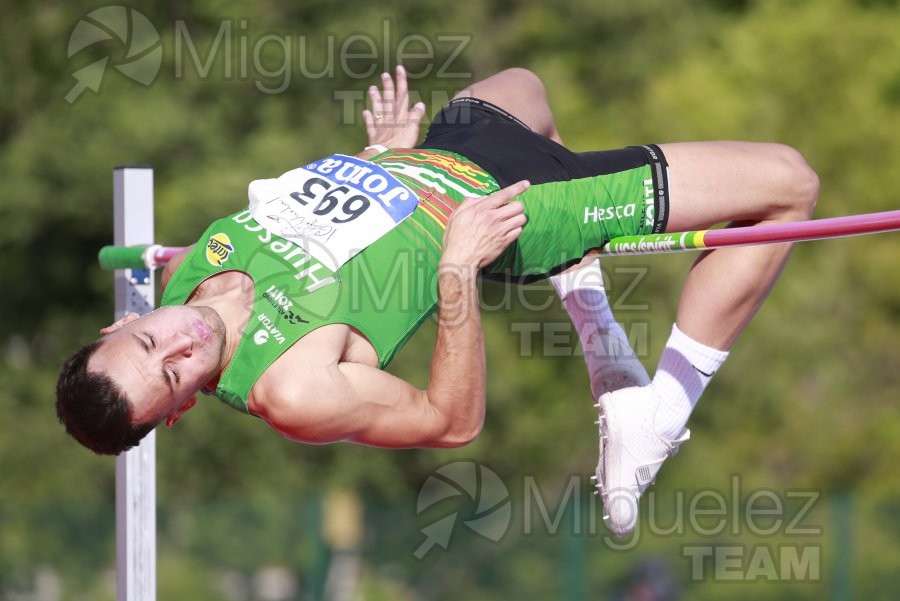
[[89, 306, 226, 426]]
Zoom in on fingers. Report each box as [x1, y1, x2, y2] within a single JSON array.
[[362, 65, 427, 148], [367, 66, 426, 120], [362, 109, 376, 141], [367, 83, 382, 117], [394, 65, 408, 112], [367, 69, 399, 119], [409, 99, 426, 124], [455, 194, 527, 230], [443, 183, 529, 267], [486, 180, 530, 207], [392, 66, 427, 119], [504, 225, 524, 245], [499, 204, 527, 232], [458, 180, 529, 216], [498, 198, 525, 214], [459, 181, 528, 209], [380, 70, 395, 108]]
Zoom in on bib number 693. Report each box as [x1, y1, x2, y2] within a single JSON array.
[[289, 177, 370, 224]]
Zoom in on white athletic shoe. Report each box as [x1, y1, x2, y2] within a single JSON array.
[[585, 326, 651, 399], [593, 386, 690, 537]]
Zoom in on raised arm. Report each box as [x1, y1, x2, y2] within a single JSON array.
[[357, 65, 426, 160], [251, 181, 530, 448]]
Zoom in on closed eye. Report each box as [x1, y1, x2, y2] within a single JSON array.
[[162, 365, 178, 393], [133, 333, 150, 354]]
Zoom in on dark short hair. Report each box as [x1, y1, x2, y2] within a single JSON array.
[[56, 340, 156, 455]]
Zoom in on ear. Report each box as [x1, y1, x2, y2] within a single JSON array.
[[100, 312, 141, 335], [165, 395, 197, 428]]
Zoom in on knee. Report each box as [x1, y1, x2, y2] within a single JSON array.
[[772, 145, 819, 221], [500, 67, 548, 96]]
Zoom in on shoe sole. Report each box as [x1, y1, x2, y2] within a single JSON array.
[[597, 392, 641, 536]]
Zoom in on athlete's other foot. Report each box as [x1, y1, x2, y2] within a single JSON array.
[[594, 385, 689, 537]]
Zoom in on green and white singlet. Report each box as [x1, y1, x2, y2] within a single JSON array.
[[162, 143, 666, 413]]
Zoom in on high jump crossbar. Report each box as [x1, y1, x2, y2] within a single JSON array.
[[98, 209, 900, 270], [112, 166, 156, 601], [602, 209, 900, 255]]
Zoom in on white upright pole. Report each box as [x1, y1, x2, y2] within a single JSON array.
[[113, 166, 157, 601]]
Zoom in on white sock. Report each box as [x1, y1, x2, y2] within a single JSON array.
[[550, 259, 649, 399], [651, 323, 729, 439]]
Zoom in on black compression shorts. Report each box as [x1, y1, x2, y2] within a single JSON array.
[[416, 97, 671, 282], [418, 96, 670, 235]]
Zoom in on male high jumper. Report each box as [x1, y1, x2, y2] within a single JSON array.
[[57, 67, 818, 536]]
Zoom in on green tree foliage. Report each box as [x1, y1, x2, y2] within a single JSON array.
[[1, 0, 899, 598]]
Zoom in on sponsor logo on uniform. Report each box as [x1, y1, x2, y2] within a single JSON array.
[[583, 203, 637, 224], [253, 330, 269, 345], [206, 233, 235, 266], [262, 285, 310, 325], [231, 210, 338, 293], [305, 155, 413, 215], [642, 178, 655, 228], [256, 313, 286, 345]]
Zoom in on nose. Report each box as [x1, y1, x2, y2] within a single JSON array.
[[163, 332, 193, 358]]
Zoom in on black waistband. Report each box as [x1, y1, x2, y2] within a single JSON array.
[[442, 97, 534, 131]]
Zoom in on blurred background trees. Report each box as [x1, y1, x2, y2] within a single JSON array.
[[1, 0, 899, 598]]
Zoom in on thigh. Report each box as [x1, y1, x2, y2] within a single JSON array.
[[660, 141, 810, 232]]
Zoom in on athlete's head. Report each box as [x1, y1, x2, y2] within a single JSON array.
[[56, 306, 226, 455]]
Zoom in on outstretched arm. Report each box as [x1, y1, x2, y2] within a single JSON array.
[[251, 181, 530, 448]]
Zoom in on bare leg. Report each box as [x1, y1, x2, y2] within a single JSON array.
[[595, 141, 819, 537], [660, 141, 820, 349], [454, 68, 565, 144]]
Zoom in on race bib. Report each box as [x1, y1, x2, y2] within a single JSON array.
[[248, 154, 418, 271]]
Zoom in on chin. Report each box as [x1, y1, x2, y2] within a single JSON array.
[[196, 306, 226, 332]]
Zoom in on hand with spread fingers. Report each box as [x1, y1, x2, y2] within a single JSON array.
[[362, 65, 427, 151]]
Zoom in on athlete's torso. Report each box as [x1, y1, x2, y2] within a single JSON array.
[[161, 149, 499, 413], [161, 141, 662, 414]]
